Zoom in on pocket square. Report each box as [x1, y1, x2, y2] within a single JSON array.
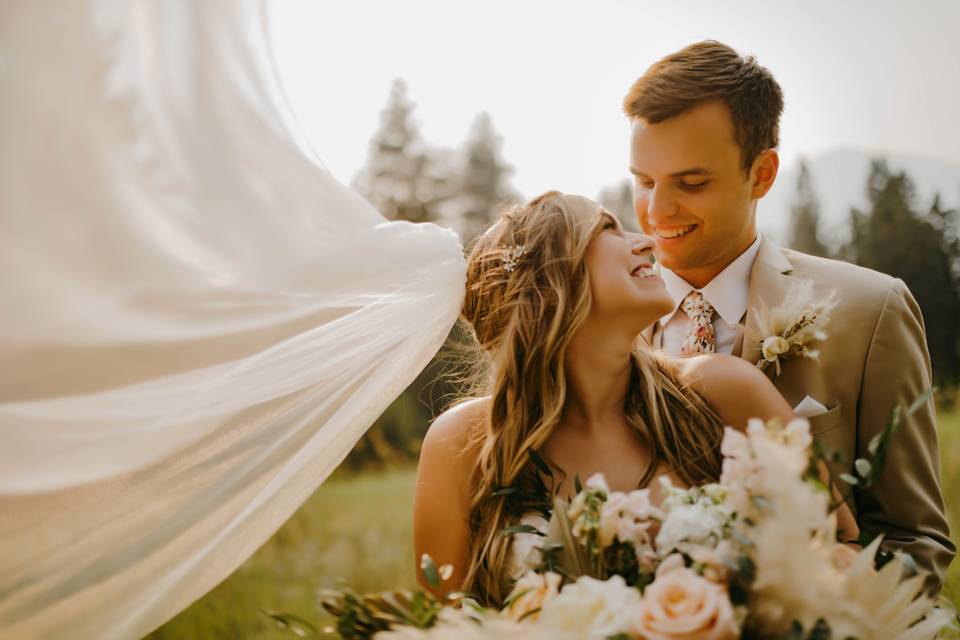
[[794, 395, 829, 418]]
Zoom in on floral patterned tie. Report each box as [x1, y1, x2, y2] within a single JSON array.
[[680, 290, 717, 355]]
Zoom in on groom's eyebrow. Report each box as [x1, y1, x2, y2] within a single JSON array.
[[628, 166, 713, 178], [670, 167, 713, 177]]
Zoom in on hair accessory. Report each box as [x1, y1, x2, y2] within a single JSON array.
[[502, 244, 526, 273]]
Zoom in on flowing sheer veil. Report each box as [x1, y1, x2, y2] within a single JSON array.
[[0, 1, 466, 637]]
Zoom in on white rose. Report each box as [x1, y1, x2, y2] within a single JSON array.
[[537, 575, 642, 640], [656, 501, 729, 557], [761, 335, 790, 362]]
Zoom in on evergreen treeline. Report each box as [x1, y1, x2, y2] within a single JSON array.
[[787, 159, 960, 391], [352, 79, 518, 243], [343, 82, 960, 470]]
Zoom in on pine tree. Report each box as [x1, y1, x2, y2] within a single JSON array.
[[845, 160, 960, 386], [787, 159, 829, 257], [353, 79, 447, 223], [452, 112, 518, 242], [929, 194, 960, 282]]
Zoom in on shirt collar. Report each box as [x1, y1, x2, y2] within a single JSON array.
[[658, 234, 763, 328]]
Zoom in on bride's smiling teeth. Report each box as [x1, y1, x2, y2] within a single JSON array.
[[631, 264, 658, 279], [655, 224, 696, 239]]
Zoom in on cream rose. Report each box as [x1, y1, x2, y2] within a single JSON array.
[[537, 575, 641, 640], [631, 555, 739, 640], [761, 335, 790, 362], [502, 570, 562, 623]]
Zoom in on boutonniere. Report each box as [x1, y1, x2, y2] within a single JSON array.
[[750, 280, 836, 377]]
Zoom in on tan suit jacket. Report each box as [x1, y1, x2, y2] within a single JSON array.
[[643, 236, 955, 592]]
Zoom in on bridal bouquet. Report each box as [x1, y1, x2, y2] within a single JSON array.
[[316, 416, 956, 640]]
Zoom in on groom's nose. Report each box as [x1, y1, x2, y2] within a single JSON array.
[[644, 185, 678, 223]]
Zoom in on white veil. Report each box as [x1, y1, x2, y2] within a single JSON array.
[[0, 1, 465, 638]]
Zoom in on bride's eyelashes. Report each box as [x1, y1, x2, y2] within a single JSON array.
[[601, 214, 622, 233]]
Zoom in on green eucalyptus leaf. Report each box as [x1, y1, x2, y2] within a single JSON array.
[[420, 554, 440, 588], [502, 588, 531, 608], [905, 387, 935, 417], [499, 524, 545, 537], [411, 590, 425, 614], [260, 610, 318, 638], [529, 449, 554, 477], [854, 458, 872, 478], [868, 432, 883, 457], [518, 607, 542, 623]]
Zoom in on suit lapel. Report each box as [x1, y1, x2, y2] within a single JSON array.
[[732, 322, 746, 358], [736, 236, 795, 364]]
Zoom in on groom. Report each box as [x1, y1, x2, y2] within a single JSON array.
[[631, 41, 954, 592]]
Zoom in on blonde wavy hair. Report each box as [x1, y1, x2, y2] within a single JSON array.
[[456, 191, 726, 605]]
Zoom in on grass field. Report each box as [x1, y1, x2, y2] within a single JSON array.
[[941, 408, 960, 607], [151, 409, 960, 638]]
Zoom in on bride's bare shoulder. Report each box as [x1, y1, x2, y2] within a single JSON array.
[[670, 354, 793, 428], [421, 396, 489, 461], [672, 353, 761, 390], [414, 397, 490, 591]]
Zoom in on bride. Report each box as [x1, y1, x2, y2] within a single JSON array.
[[414, 191, 860, 604]]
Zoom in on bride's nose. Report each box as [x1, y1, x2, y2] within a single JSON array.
[[629, 233, 656, 254]]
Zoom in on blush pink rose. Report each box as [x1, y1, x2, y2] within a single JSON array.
[[631, 555, 739, 640]]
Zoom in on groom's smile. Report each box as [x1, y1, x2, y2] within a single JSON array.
[[651, 223, 697, 241]]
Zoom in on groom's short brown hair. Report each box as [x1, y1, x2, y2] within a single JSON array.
[[623, 40, 784, 173]]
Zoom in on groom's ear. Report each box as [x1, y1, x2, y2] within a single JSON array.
[[749, 149, 780, 200]]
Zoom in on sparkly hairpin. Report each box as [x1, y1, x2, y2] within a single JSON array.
[[502, 244, 526, 273]]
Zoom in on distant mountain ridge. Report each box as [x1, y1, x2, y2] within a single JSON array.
[[759, 149, 960, 249]]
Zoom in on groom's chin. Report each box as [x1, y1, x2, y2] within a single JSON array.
[[654, 244, 705, 274]]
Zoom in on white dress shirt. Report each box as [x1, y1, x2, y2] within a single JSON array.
[[659, 234, 762, 356]]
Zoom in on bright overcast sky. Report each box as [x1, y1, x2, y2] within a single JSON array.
[[267, 0, 960, 200]]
